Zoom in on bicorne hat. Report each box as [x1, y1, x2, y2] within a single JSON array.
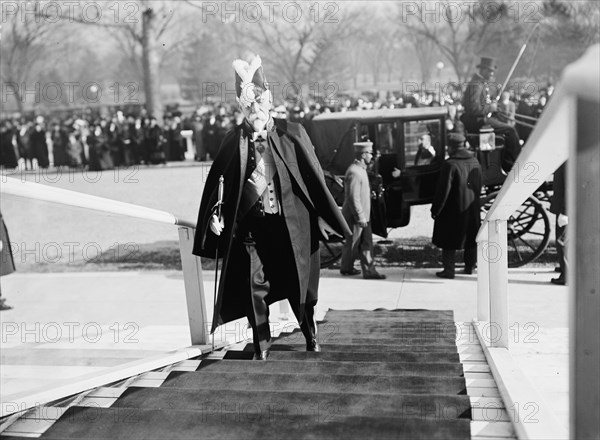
[[233, 54, 268, 99], [476, 56, 497, 71]]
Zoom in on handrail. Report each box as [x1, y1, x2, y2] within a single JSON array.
[[475, 45, 599, 439], [1, 177, 196, 229], [0, 175, 208, 347]]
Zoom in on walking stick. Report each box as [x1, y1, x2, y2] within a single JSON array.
[[212, 175, 224, 351]]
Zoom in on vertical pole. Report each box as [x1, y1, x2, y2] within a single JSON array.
[[488, 219, 509, 348], [477, 235, 490, 322], [181, 130, 195, 161], [178, 226, 209, 345], [571, 96, 600, 440]]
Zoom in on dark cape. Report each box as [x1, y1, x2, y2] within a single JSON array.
[[431, 149, 483, 250], [193, 119, 350, 333]]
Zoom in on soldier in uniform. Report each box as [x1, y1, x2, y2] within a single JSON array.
[[340, 141, 386, 280], [461, 56, 522, 173], [193, 54, 349, 360]]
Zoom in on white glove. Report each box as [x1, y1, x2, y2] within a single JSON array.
[[209, 215, 224, 236], [557, 213, 568, 228]]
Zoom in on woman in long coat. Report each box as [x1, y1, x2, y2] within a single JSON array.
[[431, 134, 482, 278]]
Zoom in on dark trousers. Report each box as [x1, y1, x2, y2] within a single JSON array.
[[442, 248, 476, 275], [463, 115, 522, 173], [340, 222, 378, 276], [486, 117, 522, 172], [242, 214, 317, 353], [555, 219, 568, 281]]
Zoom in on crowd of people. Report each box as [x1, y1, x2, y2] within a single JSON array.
[[0, 82, 551, 172]]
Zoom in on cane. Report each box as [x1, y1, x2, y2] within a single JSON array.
[[212, 175, 224, 351]]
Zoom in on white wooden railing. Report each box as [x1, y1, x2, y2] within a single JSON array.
[[475, 45, 599, 439], [0, 177, 209, 347]]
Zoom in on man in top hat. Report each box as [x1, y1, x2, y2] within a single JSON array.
[[462, 56, 522, 174], [193, 54, 350, 360], [340, 141, 386, 280], [431, 133, 483, 279]]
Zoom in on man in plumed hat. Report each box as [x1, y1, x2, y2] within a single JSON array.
[[431, 133, 483, 279], [462, 56, 522, 173], [193, 54, 350, 360], [340, 141, 386, 280]]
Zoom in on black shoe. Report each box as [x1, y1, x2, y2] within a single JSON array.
[[363, 272, 386, 280], [306, 339, 321, 352], [0, 298, 12, 311], [550, 277, 566, 286], [436, 271, 455, 279], [464, 267, 475, 275], [340, 268, 361, 276], [253, 349, 270, 361]]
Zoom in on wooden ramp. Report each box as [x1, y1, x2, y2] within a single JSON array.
[[0, 309, 517, 439]]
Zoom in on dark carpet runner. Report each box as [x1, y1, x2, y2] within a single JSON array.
[[34, 309, 472, 439]]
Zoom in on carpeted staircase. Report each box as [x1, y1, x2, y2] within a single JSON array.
[[17, 309, 473, 439]]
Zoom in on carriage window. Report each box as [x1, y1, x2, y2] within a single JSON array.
[[404, 120, 442, 167], [376, 123, 397, 154]]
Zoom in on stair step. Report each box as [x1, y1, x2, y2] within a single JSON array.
[[326, 309, 454, 316], [41, 407, 471, 439], [275, 336, 458, 346], [161, 371, 467, 395], [113, 387, 472, 419], [195, 359, 465, 377], [324, 317, 457, 323], [265, 343, 458, 353], [224, 350, 461, 363]]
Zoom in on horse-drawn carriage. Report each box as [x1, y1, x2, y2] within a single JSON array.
[[306, 107, 552, 268]]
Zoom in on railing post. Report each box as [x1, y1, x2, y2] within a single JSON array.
[[477, 236, 490, 322], [181, 130, 195, 161], [570, 95, 600, 440], [488, 219, 508, 348], [178, 226, 209, 345]]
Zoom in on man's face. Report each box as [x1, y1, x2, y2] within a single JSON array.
[[362, 149, 374, 165], [480, 67, 494, 81], [420, 134, 432, 147], [239, 85, 272, 132]]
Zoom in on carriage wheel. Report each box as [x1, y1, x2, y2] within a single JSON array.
[[480, 191, 551, 268]]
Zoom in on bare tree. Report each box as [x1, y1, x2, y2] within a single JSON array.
[[397, 0, 524, 83], [0, 12, 54, 113], [33, 0, 189, 121], [197, 2, 363, 90]]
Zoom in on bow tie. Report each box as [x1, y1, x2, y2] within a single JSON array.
[[252, 130, 268, 142]]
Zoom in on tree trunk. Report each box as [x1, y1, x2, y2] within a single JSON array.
[[142, 7, 162, 123]]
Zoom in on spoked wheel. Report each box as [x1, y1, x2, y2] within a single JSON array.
[[319, 237, 344, 268], [480, 191, 551, 267]]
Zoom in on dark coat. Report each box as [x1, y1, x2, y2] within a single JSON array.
[[51, 128, 71, 167], [0, 127, 19, 168], [193, 119, 350, 332], [30, 128, 49, 168], [431, 149, 482, 250], [550, 162, 566, 216]]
